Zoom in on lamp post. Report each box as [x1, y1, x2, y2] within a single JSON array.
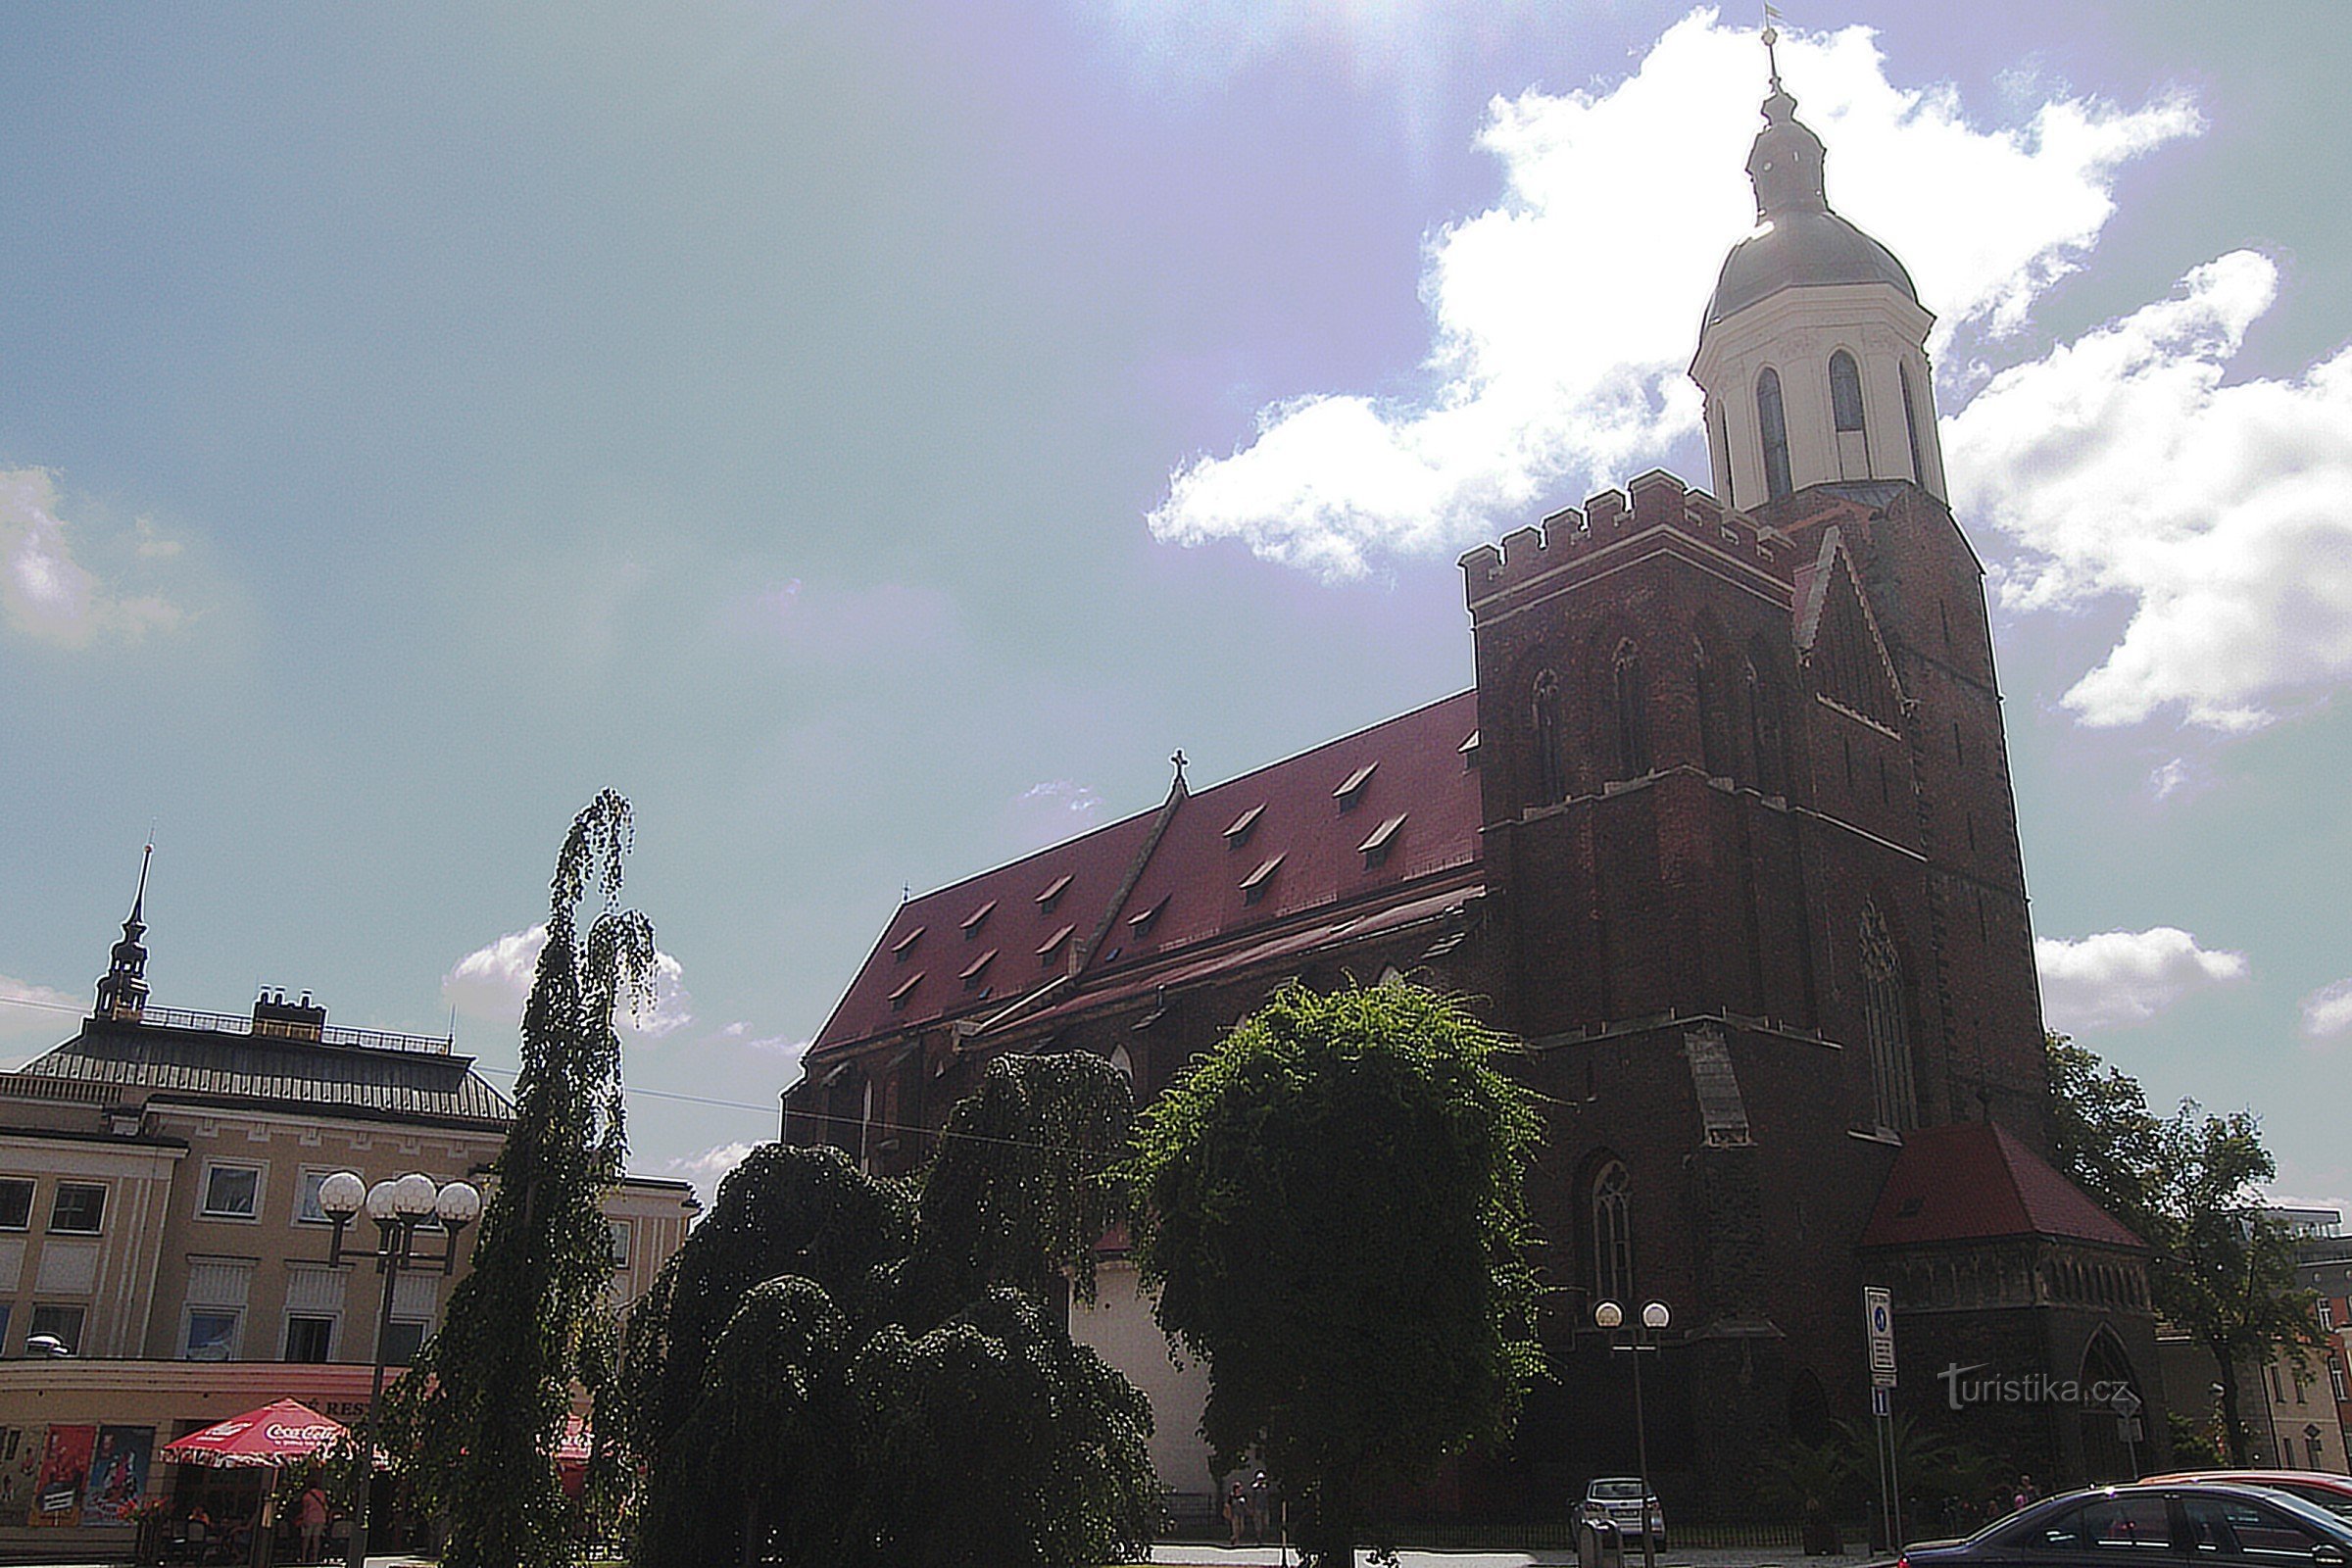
[[1595, 1299, 1670, 1568], [316, 1171, 480, 1568]]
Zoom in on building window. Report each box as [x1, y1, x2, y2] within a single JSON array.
[[200, 1163, 262, 1220], [1592, 1160, 1634, 1307], [0, 1179, 30, 1231], [1900, 360, 1929, 487], [295, 1170, 335, 1226], [2319, 1298, 2334, 1330], [1533, 669, 1567, 804], [183, 1309, 238, 1361], [2330, 1360, 2347, 1402], [283, 1315, 334, 1363], [608, 1219, 634, 1270], [1612, 642, 1651, 777], [1743, 657, 1783, 794], [1757, 368, 1793, 501], [49, 1182, 105, 1235], [30, 1304, 84, 1354], [380, 1319, 428, 1367], [1860, 903, 1918, 1133], [1830, 351, 1870, 478]]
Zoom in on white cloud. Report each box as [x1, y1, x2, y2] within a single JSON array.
[[1945, 252, 2352, 730], [1148, 11, 2195, 579], [0, 467, 181, 647], [2036, 927, 2249, 1031], [0, 975, 81, 1042], [442, 925, 693, 1043], [1008, 779, 1104, 851], [2147, 758, 2189, 802], [666, 1139, 761, 1205], [2301, 979, 2352, 1041]]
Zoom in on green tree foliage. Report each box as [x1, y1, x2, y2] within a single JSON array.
[[1120, 980, 1544, 1568], [2045, 1032, 2320, 1464], [621, 1053, 1155, 1568], [388, 791, 654, 1568]]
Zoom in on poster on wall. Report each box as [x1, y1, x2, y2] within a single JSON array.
[[29, 1424, 95, 1527], [82, 1427, 155, 1526]]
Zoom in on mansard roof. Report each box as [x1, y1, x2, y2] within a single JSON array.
[[809, 690, 1484, 1056], [1859, 1122, 2145, 1251], [15, 1014, 514, 1127]]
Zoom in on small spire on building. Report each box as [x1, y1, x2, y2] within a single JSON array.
[[1762, 10, 1784, 94], [94, 844, 155, 1023]]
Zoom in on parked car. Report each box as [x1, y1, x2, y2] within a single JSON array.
[[2138, 1471, 2352, 1524], [1579, 1476, 1665, 1555], [1897, 1482, 2352, 1568]]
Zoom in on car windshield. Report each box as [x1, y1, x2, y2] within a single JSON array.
[[1592, 1482, 1647, 1500]]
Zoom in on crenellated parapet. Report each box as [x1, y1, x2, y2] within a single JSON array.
[[1459, 467, 1794, 607]]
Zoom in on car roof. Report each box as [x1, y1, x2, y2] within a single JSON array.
[[2015, 1483, 2352, 1538], [2142, 1471, 2352, 1493]]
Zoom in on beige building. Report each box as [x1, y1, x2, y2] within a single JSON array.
[[0, 880, 696, 1556]]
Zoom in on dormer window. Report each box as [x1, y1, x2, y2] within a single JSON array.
[[887, 973, 922, 1011], [959, 950, 996, 991], [1459, 731, 1481, 771], [1357, 812, 1407, 870], [1128, 896, 1169, 937], [1036, 874, 1071, 912], [1038, 924, 1075, 964], [961, 900, 995, 938], [891, 926, 924, 961], [1224, 805, 1264, 849], [1240, 855, 1284, 906], [1333, 761, 1377, 811]]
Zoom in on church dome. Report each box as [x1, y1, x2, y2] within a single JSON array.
[[1702, 82, 1917, 326]]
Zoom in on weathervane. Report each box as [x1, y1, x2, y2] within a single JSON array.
[[1762, 4, 1785, 91]]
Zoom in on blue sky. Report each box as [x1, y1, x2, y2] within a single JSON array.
[[1, 3, 2346, 1208]]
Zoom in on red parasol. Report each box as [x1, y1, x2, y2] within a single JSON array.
[[161, 1399, 349, 1468]]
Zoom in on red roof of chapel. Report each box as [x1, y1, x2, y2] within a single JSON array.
[[1859, 1122, 2144, 1251]]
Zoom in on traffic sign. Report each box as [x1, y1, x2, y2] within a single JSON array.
[[1872, 1386, 1891, 1418], [1865, 1286, 1896, 1389]]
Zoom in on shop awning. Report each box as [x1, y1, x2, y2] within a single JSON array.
[[161, 1399, 349, 1468]]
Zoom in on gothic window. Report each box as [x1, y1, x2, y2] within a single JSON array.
[[1830, 351, 1871, 478], [1612, 642, 1650, 777], [1592, 1159, 1634, 1306], [1757, 368, 1793, 500], [1694, 636, 1728, 777], [1860, 903, 1918, 1133], [1533, 668, 1567, 804], [1900, 359, 1929, 488]]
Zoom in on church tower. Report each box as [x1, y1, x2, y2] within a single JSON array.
[[1690, 32, 1948, 509], [93, 845, 153, 1023]]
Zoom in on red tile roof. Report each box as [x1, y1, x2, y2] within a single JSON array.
[[1859, 1122, 2144, 1250], [809, 690, 1484, 1054]]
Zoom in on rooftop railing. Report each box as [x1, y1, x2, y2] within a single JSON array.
[[124, 1005, 454, 1055]]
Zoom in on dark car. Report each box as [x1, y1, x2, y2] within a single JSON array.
[[1899, 1483, 2352, 1568]]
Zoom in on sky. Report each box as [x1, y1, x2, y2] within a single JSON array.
[[1, 2, 2346, 1212]]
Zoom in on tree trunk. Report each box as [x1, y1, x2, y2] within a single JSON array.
[[2212, 1345, 2250, 1467], [1294, 1474, 1356, 1568]]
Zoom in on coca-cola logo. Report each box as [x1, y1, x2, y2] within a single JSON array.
[[261, 1424, 338, 1445]]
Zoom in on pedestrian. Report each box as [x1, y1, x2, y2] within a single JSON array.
[[2012, 1473, 2038, 1511], [1226, 1478, 1249, 1547], [298, 1479, 330, 1563], [1250, 1471, 1271, 1544]]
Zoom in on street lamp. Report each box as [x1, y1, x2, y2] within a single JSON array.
[[317, 1172, 480, 1568], [1594, 1299, 1671, 1568]]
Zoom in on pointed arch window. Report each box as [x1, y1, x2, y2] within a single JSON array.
[[1533, 667, 1567, 804], [1743, 657, 1782, 794], [1612, 642, 1651, 777], [1900, 360, 1929, 488], [1830, 351, 1870, 477], [1592, 1160, 1634, 1306], [1694, 635, 1727, 777], [1757, 368, 1793, 501], [1861, 903, 1918, 1133]]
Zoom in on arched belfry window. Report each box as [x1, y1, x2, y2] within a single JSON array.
[[1592, 1159, 1634, 1305], [1612, 642, 1650, 777], [1830, 351, 1870, 477], [1900, 360, 1930, 489], [1533, 668, 1567, 805], [1860, 903, 1918, 1133], [1757, 368, 1793, 501]]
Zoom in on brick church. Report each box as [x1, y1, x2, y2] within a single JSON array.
[[785, 57, 2168, 1515]]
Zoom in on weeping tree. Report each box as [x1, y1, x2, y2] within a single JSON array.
[[621, 1052, 1156, 1568], [389, 791, 654, 1568], [1122, 980, 1544, 1568]]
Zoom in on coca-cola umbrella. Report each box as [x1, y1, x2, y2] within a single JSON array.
[[161, 1399, 351, 1468]]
